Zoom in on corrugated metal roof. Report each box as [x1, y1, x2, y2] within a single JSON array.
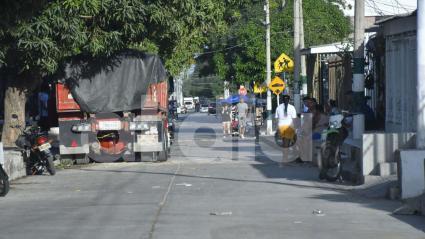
[[376, 10, 417, 24]]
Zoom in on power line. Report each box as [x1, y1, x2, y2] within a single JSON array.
[[374, 0, 416, 10], [195, 30, 292, 56], [366, 0, 416, 16], [366, 0, 391, 16]]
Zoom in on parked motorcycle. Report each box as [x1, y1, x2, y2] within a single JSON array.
[[0, 163, 9, 197], [15, 125, 56, 176], [319, 113, 349, 182]]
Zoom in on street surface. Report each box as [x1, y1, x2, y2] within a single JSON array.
[[0, 113, 424, 239]]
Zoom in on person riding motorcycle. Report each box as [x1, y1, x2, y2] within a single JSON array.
[[275, 95, 297, 146], [275, 95, 300, 165]]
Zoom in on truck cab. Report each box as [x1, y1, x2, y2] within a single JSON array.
[[183, 97, 195, 112]]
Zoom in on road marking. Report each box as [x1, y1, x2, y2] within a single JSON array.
[[148, 163, 181, 239]]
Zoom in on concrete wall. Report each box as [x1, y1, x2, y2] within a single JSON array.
[[400, 150, 425, 199], [362, 132, 416, 176], [1, 143, 26, 181], [3, 149, 26, 181]]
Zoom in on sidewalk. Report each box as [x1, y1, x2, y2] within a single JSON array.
[[256, 134, 398, 200]]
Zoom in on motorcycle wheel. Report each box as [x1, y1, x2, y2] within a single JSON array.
[[320, 142, 341, 182], [325, 163, 341, 182], [0, 169, 10, 197], [28, 163, 43, 175], [46, 155, 56, 175]]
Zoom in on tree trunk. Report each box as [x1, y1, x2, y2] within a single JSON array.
[[1, 71, 40, 147], [1, 86, 27, 146]]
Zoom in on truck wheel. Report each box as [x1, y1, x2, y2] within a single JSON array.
[[0, 168, 9, 197], [134, 153, 142, 162], [158, 130, 169, 162], [158, 150, 168, 162]]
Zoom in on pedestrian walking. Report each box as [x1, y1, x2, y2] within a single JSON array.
[[221, 103, 231, 138], [236, 97, 248, 138], [195, 100, 200, 112]]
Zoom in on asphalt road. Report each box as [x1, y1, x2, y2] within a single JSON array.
[[0, 112, 424, 239]]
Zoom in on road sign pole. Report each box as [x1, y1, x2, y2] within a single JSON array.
[[277, 94, 280, 106], [293, 0, 301, 113]]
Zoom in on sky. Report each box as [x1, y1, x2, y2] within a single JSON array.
[[342, 0, 417, 16]]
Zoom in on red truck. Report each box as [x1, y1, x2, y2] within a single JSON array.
[[55, 50, 171, 163]]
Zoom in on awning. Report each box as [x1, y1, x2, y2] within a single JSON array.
[[301, 42, 353, 55]]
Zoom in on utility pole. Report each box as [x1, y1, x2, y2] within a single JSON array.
[[352, 0, 365, 139], [176, 77, 182, 106], [293, 0, 301, 113], [265, 0, 273, 135], [417, 0, 425, 148], [224, 81, 230, 99], [299, 0, 307, 97]]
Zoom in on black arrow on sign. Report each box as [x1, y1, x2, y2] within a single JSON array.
[[271, 83, 284, 87]]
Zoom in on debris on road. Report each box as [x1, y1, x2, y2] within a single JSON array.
[[152, 186, 161, 189], [176, 183, 192, 187], [313, 209, 325, 216], [293, 221, 303, 224], [210, 211, 233, 216]]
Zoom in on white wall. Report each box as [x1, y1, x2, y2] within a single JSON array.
[[400, 150, 425, 199], [3, 149, 26, 181], [362, 132, 415, 175]]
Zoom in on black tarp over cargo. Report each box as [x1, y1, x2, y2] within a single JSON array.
[[59, 50, 167, 113]]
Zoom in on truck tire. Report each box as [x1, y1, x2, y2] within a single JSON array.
[[0, 168, 9, 197], [158, 130, 169, 162], [158, 150, 168, 162]]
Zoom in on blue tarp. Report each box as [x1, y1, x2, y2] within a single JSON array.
[[220, 94, 252, 104]]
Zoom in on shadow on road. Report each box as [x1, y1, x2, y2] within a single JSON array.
[[80, 167, 350, 193], [168, 111, 425, 233], [308, 192, 425, 233]]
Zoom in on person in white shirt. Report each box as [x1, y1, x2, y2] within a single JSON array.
[[275, 95, 299, 165], [275, 95, 297, 145]]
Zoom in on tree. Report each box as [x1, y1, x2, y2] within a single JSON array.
[[183, 63, 224, 99], [0, 0, 234, 145], [201, 0, 352, 86]]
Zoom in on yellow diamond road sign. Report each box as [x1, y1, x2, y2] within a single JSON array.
[[274, 53, 294, 73], [269, 76, 285, 95], [254, 82, 267, 94]]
